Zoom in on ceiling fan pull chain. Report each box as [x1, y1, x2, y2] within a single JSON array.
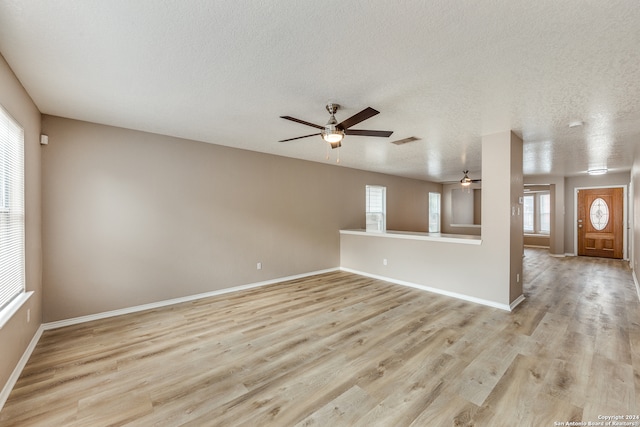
[[326, 143, 330, 160], [336, 147, 340, 163]]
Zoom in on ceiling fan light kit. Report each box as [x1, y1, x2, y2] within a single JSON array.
[[279, 103, 393, 150], [321, 128, 344, 144], [458, 170, 483, 187]]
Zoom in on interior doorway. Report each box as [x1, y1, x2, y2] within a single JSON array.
[[577, 187, 624, 259]]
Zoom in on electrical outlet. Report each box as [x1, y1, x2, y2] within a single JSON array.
[[27, 308, 30, 323], [383, 258, 388, 266], [516, 273, 520, 283], [257, 262, 262, 270]]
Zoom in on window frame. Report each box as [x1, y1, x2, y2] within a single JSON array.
[[523, 191, 550, 236], [0, 104, 27, 328], [365, 185, 386, 232], [429, 192, 441, 233]]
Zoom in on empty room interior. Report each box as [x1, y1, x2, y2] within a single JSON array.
[[1, 2, 640, 426]]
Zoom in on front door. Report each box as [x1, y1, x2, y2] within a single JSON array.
[[577, 187, 623, 259]]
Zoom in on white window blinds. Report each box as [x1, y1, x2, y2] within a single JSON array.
[[523, 195, 534, 233], [0, 105, 25, 312], [429, 192, 441, 233], [366, 185, 386, 232]]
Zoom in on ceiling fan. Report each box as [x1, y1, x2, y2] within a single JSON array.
[[279, 103, 393, 148], [460, 170, 481, 186]]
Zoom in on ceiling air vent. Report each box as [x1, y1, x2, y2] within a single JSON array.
[[391, 136, 420, 145]]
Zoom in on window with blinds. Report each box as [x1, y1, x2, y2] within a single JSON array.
[[0, 105, 25, 313], [523, 191, 550, 235], [429, 192, 441, 233], [365, 185, 386, 232]]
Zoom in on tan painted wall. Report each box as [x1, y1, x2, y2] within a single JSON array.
[[41, 116, 441, 322], [508, 132, 524, 302], [340, 233, 495, 303], [524, 235, 550, 247], [0, 55, 42, 396]]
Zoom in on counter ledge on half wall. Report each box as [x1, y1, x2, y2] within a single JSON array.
[[339, 229, 482, 245]]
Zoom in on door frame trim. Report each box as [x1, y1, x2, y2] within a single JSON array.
[[573, 185, 628, 260]]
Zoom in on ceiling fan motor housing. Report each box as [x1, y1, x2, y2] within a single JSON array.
[[325, 103, 340, 115], [321, 103, 344, 147]]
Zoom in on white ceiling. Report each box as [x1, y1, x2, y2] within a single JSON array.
[[1, 1, 639, 183]]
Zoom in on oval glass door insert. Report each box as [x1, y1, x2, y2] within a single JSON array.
[[589, 197, 609, 230]]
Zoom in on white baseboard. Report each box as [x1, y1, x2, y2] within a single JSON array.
[[510, 294, 526, 310], [340, 267, 513, 311], [1, 268, 340, 412], [633, 269, 640, 302], [564, 253, 576, 257], [0, 325, 44, 412], [549, 253, 566, 258], [43, 268, 339, 330]]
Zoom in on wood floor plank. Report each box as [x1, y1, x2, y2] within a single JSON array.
[[1, 248, 638, 426], [453, 334, 521, 406], [353, 354, 457, 426], [584, 354, 636, 415], [408, 391, 494, 426], [293, 385, 377, 427], [479, 354, 550, 421]]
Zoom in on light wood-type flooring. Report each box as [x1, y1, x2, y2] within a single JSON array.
[[1, 248, 639, 426]]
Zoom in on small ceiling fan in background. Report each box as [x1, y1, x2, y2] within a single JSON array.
[[459, 170, 481, 186], [279, 103, 393, 148]]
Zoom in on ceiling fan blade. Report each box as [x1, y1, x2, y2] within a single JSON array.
[[344, 129, 393, 138], [337, 107, 379, 130], [278, 133, 320, 142], [280, 116, 324, 130]]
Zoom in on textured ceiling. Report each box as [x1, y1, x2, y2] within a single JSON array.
[[0, 0, 639, 182]]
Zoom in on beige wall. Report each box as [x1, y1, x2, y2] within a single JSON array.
[[0, 55, 42, 396], [340, 233, 496, 303], [524, 235, 550, 247], [507, 132, 524, 302], [41, 116, 440, 322], [564, 172, 631, 255], [441, 183, 482, 236]]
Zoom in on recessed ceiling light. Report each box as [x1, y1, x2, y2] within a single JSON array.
[[568, 120, 584, 128], [587, 168, 608, 175]]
